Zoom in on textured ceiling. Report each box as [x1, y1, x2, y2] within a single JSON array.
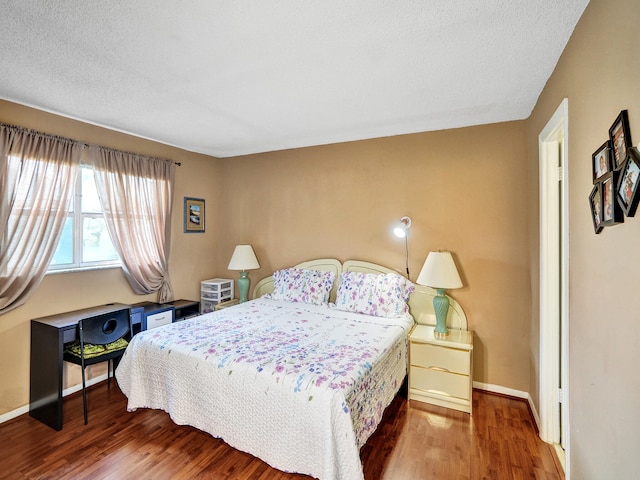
[[0, 1, 589, 158]]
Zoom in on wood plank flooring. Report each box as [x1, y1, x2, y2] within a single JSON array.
[[0, 383, 563, 479]]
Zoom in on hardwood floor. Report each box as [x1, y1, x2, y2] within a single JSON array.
[[1, 383, 563, 479]]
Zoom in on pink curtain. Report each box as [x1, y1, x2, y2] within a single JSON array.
[[90, 146, 175, 303], [0, 124, 80, 314]]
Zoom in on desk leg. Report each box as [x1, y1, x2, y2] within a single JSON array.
[[29, 321, 64, 430]]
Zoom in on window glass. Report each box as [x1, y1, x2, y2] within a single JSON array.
[[51, 217, 73, 266], [81, 167, 102, 213], [82, 217, 119, 263], [47, 165, 121, 272]]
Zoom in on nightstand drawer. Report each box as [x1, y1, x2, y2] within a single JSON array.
[[411, 342, 470, 375], [410, 366, 470, 400]]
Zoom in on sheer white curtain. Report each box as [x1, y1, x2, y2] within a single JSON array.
[[0, 124, 81, 314], [90, 146, 175, 303]]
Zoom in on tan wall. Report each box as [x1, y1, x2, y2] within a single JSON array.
[[0, 80, 538, 443], [0, 100, 223, 415], [217, 122, 531, 392], [1, 103, 533, 417], [527, 0, 640, 477]]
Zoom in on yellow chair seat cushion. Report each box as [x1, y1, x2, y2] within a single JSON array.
[[65, 338, 129, 359]]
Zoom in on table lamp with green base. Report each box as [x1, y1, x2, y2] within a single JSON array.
[[227, 244, 260, 303], [416, 250, 463, 338]]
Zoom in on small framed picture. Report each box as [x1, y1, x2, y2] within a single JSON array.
[[601, 171, 624, 226], [184, 197, 205, 233], [592, 141, 612, 183], [609, 110, 632, 169], [616, 147, 640, 217], [589, 183, 603, 234]]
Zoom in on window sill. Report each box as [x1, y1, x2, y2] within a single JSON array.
[[46, 264, 122, 275]]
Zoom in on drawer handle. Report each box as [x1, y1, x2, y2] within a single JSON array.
[[428, 366, 451, 373]]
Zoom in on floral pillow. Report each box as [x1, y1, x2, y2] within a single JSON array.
[[270, 268, 335, 305], [334, 271, 414, 318]]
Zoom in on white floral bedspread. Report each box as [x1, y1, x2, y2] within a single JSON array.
[[116, 297, 414, 480]]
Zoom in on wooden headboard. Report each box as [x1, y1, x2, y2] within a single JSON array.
[[252, 258, 467, 330]]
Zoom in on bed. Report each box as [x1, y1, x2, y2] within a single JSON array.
[[115, 259, 467, 480]]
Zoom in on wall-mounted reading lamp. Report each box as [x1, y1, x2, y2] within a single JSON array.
[[393, 216, 411, 238], [393, 216, 411, 277]]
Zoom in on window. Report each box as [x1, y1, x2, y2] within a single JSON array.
[[49, 165, 120, 271]]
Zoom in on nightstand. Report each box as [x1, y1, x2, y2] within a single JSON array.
[[409, 324, 474, 414], [214, 298, 239, 310]]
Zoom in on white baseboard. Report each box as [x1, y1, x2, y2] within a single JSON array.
[[0, 404, 29, 424], [0, 373, 109, 425], [473, 380, 527, 399], [473, 381, 541, 432]]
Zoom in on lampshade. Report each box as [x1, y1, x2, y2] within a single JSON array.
[[416, 251, 462, 289], [393, 216, 412, 238], [227, 245, 260, 271]]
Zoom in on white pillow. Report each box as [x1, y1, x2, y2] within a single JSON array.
[[270, 268, 335, 305], [334, 271, 414, 318]]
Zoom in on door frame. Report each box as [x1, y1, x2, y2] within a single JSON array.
[[538, 98, 570, 473]]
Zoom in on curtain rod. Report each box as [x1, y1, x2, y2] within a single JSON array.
[[1, 122, 181, 166], [81, 143, 182, 166]]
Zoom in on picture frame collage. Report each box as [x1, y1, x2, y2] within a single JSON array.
[[590, 110, 639, 234]]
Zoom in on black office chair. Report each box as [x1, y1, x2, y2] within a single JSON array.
[[63, 308, 132, 425]]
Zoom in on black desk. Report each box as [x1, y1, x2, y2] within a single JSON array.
[[29, 299, 199, 430], [131, 299, 200, 325], [169, 299, 200, 321], [29, 303, 136, 431]]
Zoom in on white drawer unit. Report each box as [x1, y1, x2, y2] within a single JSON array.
[[201, 290, 228, 301], [200, 278, 234, 313], [409, 324, 474, 414]]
